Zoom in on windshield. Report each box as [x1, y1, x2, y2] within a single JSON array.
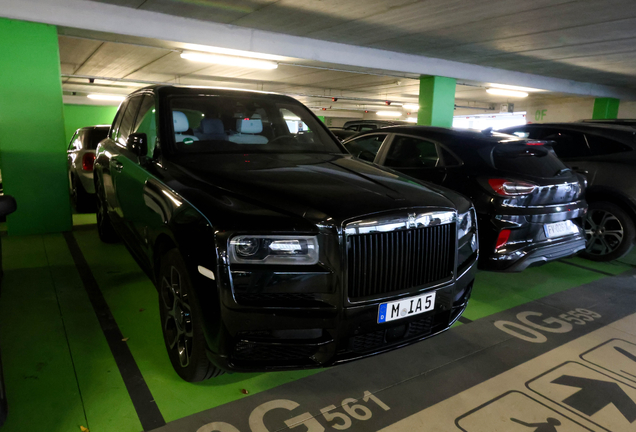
[[169, 95, 343, 154]]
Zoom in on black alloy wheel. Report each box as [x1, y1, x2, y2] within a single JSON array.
[[158, 249, 223, 382], [95, 176, 118, 243], [581, 201, 635, 262]]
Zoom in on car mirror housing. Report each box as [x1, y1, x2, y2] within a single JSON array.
[[127, 133, 148, 158]]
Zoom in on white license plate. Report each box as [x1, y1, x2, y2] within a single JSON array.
[[544, 220, 578, 238], [378, 292, 436, 324]]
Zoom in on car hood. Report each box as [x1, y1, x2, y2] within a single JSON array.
[[165, 153, 459, 227]]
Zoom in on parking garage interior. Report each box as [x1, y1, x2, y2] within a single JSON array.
[[3, 1, 636, 431]]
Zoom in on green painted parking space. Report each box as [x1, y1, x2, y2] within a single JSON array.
[[0, 233, 140, 432]]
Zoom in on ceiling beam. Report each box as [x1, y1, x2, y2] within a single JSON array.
[[5, 0, 636, 99]]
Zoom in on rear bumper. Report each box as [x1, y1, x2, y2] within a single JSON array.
[[483, 234, 586, 272], [206, 259, 477, 372]]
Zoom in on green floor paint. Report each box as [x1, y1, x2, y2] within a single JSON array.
[[462, 260, 619, 321], [41, 234, 142, 432], [563, 255, 632, 275], [0, 233, 141, 432], [72, 213, 97, 226], [72, 229, 320, 423], [0, 235, 87, 432]]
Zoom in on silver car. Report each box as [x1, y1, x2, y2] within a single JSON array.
[[67, 125, 109, 212]]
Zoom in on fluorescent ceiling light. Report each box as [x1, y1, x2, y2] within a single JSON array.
[[406, 117, 418, 123], [181, 52, 278, 69], [376, 111, 403, 117], [87, 94, 125, 101], [488, 83, 543, 92], [486, 88, 528, 98], [403, 104, 419, 111], [181, 43, 285, 61], [284, 116, 301, 121]]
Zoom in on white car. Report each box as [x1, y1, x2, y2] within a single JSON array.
[[67, 125, 109, 212]]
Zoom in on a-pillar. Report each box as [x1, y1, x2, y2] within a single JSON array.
[[0, 18, 71, 235], [592, 97, 620, 120], [417, 76, 456, 128]]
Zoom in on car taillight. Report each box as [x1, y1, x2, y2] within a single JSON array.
[[82, 153, 95, 171], [487, 178, 537, 196], [495, 229, 511, 249], [526, 141, 545, 146]]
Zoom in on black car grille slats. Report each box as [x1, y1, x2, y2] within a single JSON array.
[[346, 224, 455, 300]]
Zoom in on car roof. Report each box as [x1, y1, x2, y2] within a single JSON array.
[[132, 84, 298, 103], [365, 125, 522, 144], [521, 122, 636, 134]]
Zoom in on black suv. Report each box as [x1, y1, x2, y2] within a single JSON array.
[[94, 86, 478, 381], [500, 122, 636, 261], [343, 127, 587, 272], [342, 120, 410, 132]]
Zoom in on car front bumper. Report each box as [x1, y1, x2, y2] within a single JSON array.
[[205, 259, 478, 372]]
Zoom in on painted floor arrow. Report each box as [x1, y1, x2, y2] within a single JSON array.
[[552, 375, 636, 422]]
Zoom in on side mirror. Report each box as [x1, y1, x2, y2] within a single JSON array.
[[127, 133, 148, 158], [0, 195, 17, 218]]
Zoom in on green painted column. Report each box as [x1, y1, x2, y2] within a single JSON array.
[[0, 18, 71, 235], [317, 115, 326, 123], [592, 97, 620, 120], [417, 76, 456, 127]]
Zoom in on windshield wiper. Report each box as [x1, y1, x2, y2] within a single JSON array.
[[555, 167, 572, 176]]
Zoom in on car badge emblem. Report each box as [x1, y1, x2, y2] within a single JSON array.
[[407, 213, 417, 228]]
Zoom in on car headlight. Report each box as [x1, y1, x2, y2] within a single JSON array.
[[229, 235, 319, 265], [457, 209, 474, 240]]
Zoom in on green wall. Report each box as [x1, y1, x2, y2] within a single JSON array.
[[63, 104, 118, 144], [417, 76, 456, 128], [0, 18, 71, 235]]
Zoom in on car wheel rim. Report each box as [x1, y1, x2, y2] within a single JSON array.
[[161, 265, 193, 368], [584, 209, 624, 256]]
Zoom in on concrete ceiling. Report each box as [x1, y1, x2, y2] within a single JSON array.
[[88, 0, 636, 90], [58, 34, 575, 117]]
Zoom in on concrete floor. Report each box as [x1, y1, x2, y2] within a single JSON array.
[[0, 217, 634, 431]]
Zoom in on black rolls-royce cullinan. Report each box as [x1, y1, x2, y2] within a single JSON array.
[[94, 85, 478, 381]]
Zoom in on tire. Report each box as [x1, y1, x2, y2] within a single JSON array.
[[580, 201, 636, 262], [72, 177, 94, 213], [95, 176, 118, 243], [158, 249, 223, 382]]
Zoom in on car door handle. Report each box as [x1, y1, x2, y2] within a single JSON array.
[[111, 160, 124, 172]]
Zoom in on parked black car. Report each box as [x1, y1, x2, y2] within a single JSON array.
[[0, 195, 17, 427], [328, 127, 358, 142], [342, 119, 410, 132], [94, 86, 478, 381], [67, 125, 110, 212], [500, 122, 636, 261], [343, 127, 587, 272]]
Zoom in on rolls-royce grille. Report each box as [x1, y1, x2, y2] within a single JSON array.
[[346, 223, 456, 300]]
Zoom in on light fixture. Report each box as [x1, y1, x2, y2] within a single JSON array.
[[181, 44, 285, 61], [488, 83, 543, 92], [87, 94, 125, 102], [406, 117, 417, 123], [376, 111, 403, 117], [284, 116, 301, 121], [486, 88, 528, 98], [181, 52, 278, 69], [403, 104, 419, 111]]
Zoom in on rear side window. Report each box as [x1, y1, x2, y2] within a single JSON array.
[[493, 145, 567, 178], [540, 129, 590, 158], [82, 128, 109, 150], [585, 134, 632, 156], [385, 135, 439, 168], [344, 134, 386, 162]]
